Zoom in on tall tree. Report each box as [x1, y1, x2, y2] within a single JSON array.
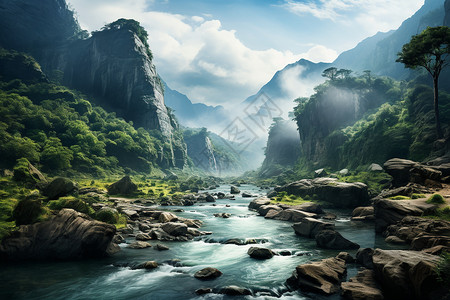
[[397, 26, 450, 139], [322, 67, 338, 80]]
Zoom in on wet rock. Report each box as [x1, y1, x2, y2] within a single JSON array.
[[248, 197, 271, 211], [276, 178, 369, 208], [43, 177, 78, 200], [242, 193, 254, 197], [213, 213, 231, 218], [291, 202, 325, 214], [194, 267, 222, 280], [247, 247, 275, 259], [149, 228, 175, 241], [265, 209, 281, 219], [0, 208, 116, 260], [118, 224, 134, 235], [127, 241, 151, 249], [351, 206, 374, 221], [206, 194, 215, 202], [135, 261, 158, 269], [161, 222, 188, 237], [269, 209, 317, 222], [230, 186, 240, 194], [181, 219, 203, 228], [156, 243, 169, 251], [158, 212, 178, 223], [341, 269, 384, 300], [315, 230, 360, 250], [385, 236, 406, 244], [219, 285, 252, 296], [135, 233, 152, 241], [292, 217, 334, 238], [286, 256, 347, 295], [337, 252, 355, 263], [217, 192, 225, 199], [356, 248, 374, 269], [371, 249, 442, 300], [107, 176, 137, 195], [113, 234, 125, 244], [279, 250, 292, 256], [122, 209, 139, 220], [322, 213, 337, 220], [195, 288, 212, 295]]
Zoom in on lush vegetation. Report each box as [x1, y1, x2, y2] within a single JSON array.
[[427, 193, 446, 204]]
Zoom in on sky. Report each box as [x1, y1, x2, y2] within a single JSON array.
[[67, 0, 424, 106]]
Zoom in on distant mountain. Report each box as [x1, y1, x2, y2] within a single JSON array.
[[163, 80, 228, 129], [334, 0, 446, 79]]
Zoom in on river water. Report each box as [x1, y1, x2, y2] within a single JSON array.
[[0, 184, 400, 300]]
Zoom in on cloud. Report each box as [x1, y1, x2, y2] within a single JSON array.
[[68, 0, 337, 106], [281, 0, 424, 33]]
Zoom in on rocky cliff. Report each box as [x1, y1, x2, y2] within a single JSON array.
[[0, 0, 187, 168], [446, 0, 450, 26]]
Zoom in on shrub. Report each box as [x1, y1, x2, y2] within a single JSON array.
[[427, 194, 445, 204], [390, 195, 410, 200]]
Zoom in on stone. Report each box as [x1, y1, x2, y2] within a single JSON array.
[[149, 228, 175, 241], [242, 193, 253, 197], [356, 248, 374, 269], [292, 217, 334, 238], [275, 178, 369, 208], [341, 269, 384, 300], [248, 197, 271, 211], [194, 267, 222, 280], [315, 230, 360, 250], [122, 209, 139, 220], [291, 202, 325, 214], [195, 288, 212, 295], [339, 168, 349, 175], [351, 206, 375, 221], [217, 192, 225, 199], [213, 213, 231, 218], [205, 194, 215, 202], [135, 233, 152, 241], [161, 222, 188, 237], [322, 213, 337, 220], [247, 247, 275, 259], [219, 286, 252, 296], [337, 252, 355, 263], [0, 209, 116, 260], [43, 177, 78, 200], [384, 236, 406, 244], [422, 245, 450, 255], [258, 205, 282, 216], [286, 257, 347, 295], [265, 209, 281, 219], [113, 234, 125, 244], [383, 158, 419, 187], [156, 243, 169, 251], [107, 176, 138, 195], [409, 165, 442, 185], [230, 186, 240, 194], [371, 249, 442, 300], [269, 209, 317, 222], [141, 261, 158, 269], [181, 219, 203, 228], [368, 163, 383, 172], [314, 168, 328, 178], [158, 212, 178, 223], [127, 241, 151, 249]]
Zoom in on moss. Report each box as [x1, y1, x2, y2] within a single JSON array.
[[390, 195, 411, 200], [411, 193, 426, 199], [48, 196, 94, 215], [271, 191, 308, 205], [95, 208, 119, 224], [12, 198, 44, 225], [339, 171, 392, 196], [427, 194, 445, 204]]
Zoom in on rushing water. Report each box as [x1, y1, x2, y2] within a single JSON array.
[[0, 184, 400, 300]]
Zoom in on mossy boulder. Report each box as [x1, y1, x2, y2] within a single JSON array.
[[95, 207, 120, 224], [107, 176, 137, 195], [43, 177, 78, 200], [48, 197, 93, 215], [12, 158, 47, 186]]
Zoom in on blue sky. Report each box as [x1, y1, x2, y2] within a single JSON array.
[[68, 0, 424, 106]]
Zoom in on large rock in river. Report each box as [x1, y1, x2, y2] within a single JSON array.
[[341, 269, 384, 300], [292, 217, 334, 238], [0, 209, 116, 260], [315, 229, 360, 250], [247, 247, 275, 259], [275, 178, 369, 208], [371, 249, 443, 300]]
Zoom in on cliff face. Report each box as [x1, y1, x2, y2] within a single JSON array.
[[0, 0, 187, 168], [184, 129, 218, 173], [446, 0, 450, 26], [260, 118, 301, 177]]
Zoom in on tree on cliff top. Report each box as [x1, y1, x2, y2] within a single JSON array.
[[101, 18, 153, 59], [397, 26, 450, 139]]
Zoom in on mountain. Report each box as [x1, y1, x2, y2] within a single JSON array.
[[333, 0, 446, 79], [0, 0, 187, 168], [163, 81, 228, 129]]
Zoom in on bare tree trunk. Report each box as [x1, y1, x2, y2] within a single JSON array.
[[433, 76, 443, 139]]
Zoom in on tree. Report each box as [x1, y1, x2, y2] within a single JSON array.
[[397, 26, 450, 139], [322, 67, 338, 80], [336, 69, 352, 79]]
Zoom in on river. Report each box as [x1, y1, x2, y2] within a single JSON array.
[[0, 184, 400, 300]]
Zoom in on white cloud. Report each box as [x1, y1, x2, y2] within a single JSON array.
[[68, 0, 337, 106], [282, 0, 424, 33]]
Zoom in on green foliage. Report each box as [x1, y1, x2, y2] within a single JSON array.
[[12, 198, 44, 225], [390, 195, 410, 200], [48, 196, 94, 215], [271, 191, 307, 205], [411, 193, 426, 199], [435, 251, 450, 285], [427, 193, 445, 204]]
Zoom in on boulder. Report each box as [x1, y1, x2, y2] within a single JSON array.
[[341, 269, 384, 300], [292, 218, 334, 238], [158, 212, 178, 223], [383, 158, 419, 187], [275, 178, 369, 208], [205, 194, 215, 202], [156, 243, 169, 251], [291, 202, 325, 214], [265, 209, 281, 219], [314, 168, 328, 178], [213, 213, 231, 218], [242, 192, 254, 197], [161, 222, 188, 237], [0, 209, 116, 260], [248, 197, 271, 211], [374, 199, 435, 232], [385, 236, 406, 244], [339, 168, 349, 175], [368, 163, 383, 172], [107, 176, 137, 195], [149, 228, 175, 241], [135, 233, 152, 241], [217, 192, 225, 199], [409, 165, 442, 185], [127, 241, 151, 249], [258, 205, 282, 216], [356, 248, 374, 269], [269, 209, 317, 222], [351, 206, 375, 221], [135, 261, 158, 269], [247, 247, 275, 259], [219, 286, 252, 296], [195, 288, 212, 295], [371, 249, 442, 300], [230, 186, 240, 194], [194, 267, 222, 280], [286, 256, 347, 295], [43, 177, 78, 200], [315, 230, 360, 250], [337, 252, 355, 263], [181, 219, 203, 228]]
